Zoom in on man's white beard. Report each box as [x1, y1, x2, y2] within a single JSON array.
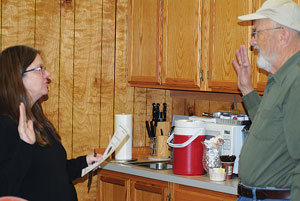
[[254, 45, 273, 73]]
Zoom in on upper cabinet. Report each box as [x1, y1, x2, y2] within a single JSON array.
[[203, 0, 252, 93], [127, 0, 163, 86], [252, 0, 269, 92], [162, 0, 203, 90], [127, 0, 276, 93], [128, 0, 204, 91]]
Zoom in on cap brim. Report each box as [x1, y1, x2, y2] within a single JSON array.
[[238, 13, 267, 21]]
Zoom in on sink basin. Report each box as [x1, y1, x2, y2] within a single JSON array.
[[131, 161, 173, 170]]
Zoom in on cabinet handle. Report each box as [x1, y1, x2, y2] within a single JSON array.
[[200, 70, 204, 82]]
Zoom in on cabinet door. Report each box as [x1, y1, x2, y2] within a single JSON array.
[[171, 184, 237, 201], [204, 0, 252, 93], [162, 0, 202, 90], [97, 170, 129, 201], [253, 0, 300, 93], [131, 177, 168, 201], [252, 0, 269, 92], [128, 0, 163, 86]]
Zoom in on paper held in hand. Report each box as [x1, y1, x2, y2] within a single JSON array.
[[81, 125, 129, 177]]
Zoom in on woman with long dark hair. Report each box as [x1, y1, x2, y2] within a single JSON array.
[[0, 45, 102, 201]]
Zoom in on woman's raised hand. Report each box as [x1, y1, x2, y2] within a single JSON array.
[[18, 102, 36, 144]]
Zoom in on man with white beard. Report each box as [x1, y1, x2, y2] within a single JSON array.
[[232, 0, 300, 200]]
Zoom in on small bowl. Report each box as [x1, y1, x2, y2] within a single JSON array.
[[209, 168, 226, 181]]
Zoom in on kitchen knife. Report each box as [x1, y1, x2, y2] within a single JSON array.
[[145, 121, 151, 137], [152, 103, 156, 122], [151, 120, 156, 137], [156, 103, 160, 122], [87, 151, 97, 192], [163, 103, 167, 121]]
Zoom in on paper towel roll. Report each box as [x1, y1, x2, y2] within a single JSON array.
[[115, 114, 132, 160]]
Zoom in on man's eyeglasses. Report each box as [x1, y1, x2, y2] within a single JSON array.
[[23, 66, 46, 75], [252, 27, 283, 38]]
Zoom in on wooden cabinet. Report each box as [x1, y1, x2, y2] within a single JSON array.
[[97, 170, 168, 201], [251, 0, 269, 92], [127, 0, 163, 87], [128, 0, 204, 91], [202, 0, 253, 93], [127, 0, 278, 93], [171, 183, 237, 201], [97, 170, 129, 201], [162, 0, 203, 90], [131, 177, 168, 201], [97, 169, 237, 201], [253, 0, 300, 92]]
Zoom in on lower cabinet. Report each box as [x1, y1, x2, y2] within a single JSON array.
[[170, 183, 237, 201], [131, 177, 168, 201], [97, 170, 129, 201], [97, 169, 238, 201]]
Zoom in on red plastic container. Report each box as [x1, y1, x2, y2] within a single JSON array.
[[168, 120, 206, 175], [173, 134, 206, 175]]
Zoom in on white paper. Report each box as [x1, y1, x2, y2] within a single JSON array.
[[81, 124, 129, 177], [115, 114, 132, 160]]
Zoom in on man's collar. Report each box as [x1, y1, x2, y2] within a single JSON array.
[[271, 50, 300, 85]]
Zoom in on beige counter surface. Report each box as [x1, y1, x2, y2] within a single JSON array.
[[101, 160, 239, 195]]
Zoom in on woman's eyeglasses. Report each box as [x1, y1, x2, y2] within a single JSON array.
[[23, 66, 46, 75]]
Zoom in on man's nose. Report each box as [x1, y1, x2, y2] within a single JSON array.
[[250, 36, 257, 47]]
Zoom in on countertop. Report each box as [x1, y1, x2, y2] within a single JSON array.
[[101, 160, 239, 195]]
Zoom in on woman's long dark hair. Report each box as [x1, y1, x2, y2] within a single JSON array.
[[0, 45, 60, 146]]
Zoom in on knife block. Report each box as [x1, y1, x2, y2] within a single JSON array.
[[148, 121, 171, 159], [156, 121, 171, 137]]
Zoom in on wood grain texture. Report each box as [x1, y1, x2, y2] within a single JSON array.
[[200, 0, 211, 91], [2, 0, 35, 48], [35, 0, 60, 131], [59, 0, 75, 159], [208, 0, 252, 92], [172, 98, 185, 115], [146, 88, 166, 121], [252, 0, 268, 91], [133, 87, 147, 147], [100, 0, 115, 149], [194, 100, 210, 116], [0, 1, 256, 200], [171, 183, 237, 201], [115, 0, 134, 121], [165, 90, 172, 123], [184, 99, 195, 116], [127, 0, 161, 85], [73, 0, 102, 200], [163, 0, 201, 89]]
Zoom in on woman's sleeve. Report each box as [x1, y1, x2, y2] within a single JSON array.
[[66, 155, 88, 181], [0, 121, 34, 196]]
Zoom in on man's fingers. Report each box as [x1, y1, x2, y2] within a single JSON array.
[[235, 49, 242, 65]]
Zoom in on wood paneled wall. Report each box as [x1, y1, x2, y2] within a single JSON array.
[[0, 0, 246, 200]]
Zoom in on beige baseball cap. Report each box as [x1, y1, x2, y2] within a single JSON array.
[[238, 0, 300, 32]]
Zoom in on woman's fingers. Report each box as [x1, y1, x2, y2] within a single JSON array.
[[86, 153, 103, 166], [26, 120, 36, 144], [18, 103, 26, 135], [18, 102, 36, 144]]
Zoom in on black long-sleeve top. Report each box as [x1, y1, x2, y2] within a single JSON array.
[[0, 115, 88, 201]]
